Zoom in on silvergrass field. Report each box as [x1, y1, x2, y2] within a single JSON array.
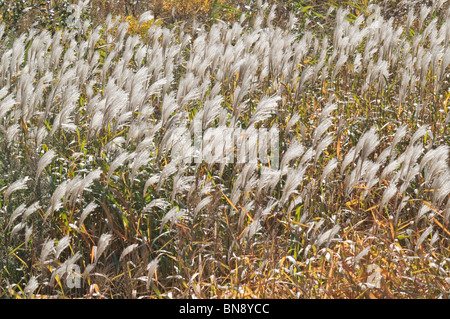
[[0, 0, 449, 298]]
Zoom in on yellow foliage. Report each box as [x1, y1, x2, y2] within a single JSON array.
[[125, 15, 162, 38], [124, 0, 227, 37], [162, 0, 216, 16]]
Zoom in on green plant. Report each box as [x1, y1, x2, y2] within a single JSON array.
[[0, 0, 450, 299]]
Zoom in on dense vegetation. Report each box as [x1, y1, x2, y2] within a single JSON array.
[[0, 0, 449, 298]]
